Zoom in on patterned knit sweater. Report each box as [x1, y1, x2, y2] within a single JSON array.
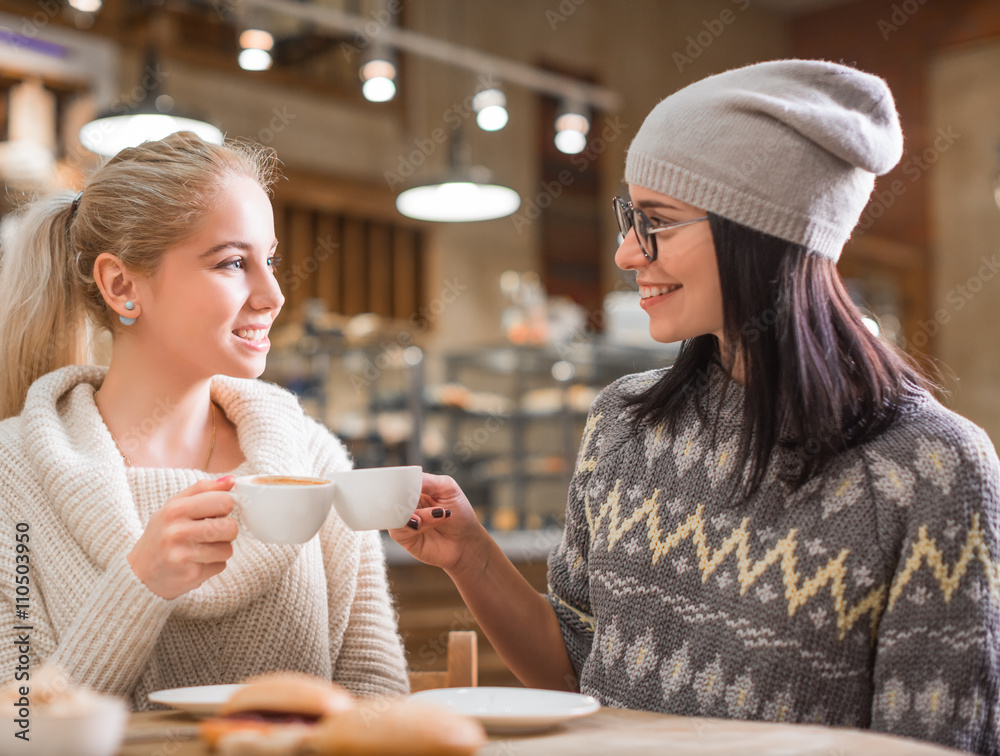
[[0, 365, 409, 710], [548, 364, 1000, 755]]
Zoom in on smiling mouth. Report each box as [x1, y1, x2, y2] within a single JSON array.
[[234, 328, 268, 342], [639, 284, 682, 299]]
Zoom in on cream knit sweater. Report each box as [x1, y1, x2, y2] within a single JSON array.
[[0, 365, 409, 710]]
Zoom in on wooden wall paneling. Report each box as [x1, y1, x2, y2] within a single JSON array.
[[314, 214, 341, 315], [270, 168, 428, 320], [368, 223, 393, 317], [341, 217, 368, 315], [286, 206, 317, 317], [393, 229, 419, 320]]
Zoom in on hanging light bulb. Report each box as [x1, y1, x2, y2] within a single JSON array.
[[238, 28, 274, 71], [472, 87, 508, 132], [554, 100, 590, 155], [360, 55, 397, 103]]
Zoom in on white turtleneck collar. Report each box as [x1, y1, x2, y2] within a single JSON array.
[[18, 364, 331, 619]]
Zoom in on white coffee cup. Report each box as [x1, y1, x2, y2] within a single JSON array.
[[232, 475, 335, 544], [328, 465, 422, 531]]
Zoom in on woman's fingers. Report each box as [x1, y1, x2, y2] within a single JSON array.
[[404, 507, 452, 531], [177, 492, 235, 522], [198, 561, 228, 582], [192, 540, 235, 564], [419, 472, 460, 499], [193, 514, 239, 544], [184, 475, 235, 496]]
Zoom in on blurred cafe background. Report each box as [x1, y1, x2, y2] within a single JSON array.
[[2, 0, 999, 685]]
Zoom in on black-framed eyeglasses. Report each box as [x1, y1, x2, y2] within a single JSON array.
[[613, 196, 709, 262]]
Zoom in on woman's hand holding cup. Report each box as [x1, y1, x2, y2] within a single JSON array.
[[127, 476, 239, 600], [388, 473, 488, 579]]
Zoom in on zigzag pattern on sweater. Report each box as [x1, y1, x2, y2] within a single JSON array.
[[585, 479, 999, 641]]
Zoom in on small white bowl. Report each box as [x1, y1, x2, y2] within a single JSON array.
[[15, 694, 128, 756]]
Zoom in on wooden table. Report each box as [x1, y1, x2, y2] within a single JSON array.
[[121, 707, 966, 755]]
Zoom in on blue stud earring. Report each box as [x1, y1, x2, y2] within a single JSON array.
[[119, 300, 137, 326]]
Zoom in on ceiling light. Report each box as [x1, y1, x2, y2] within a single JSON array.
[[360, 58, 397, 103], [238, 28, 274, 71], [473, 87, 508, 132], [239, 48, 272, 71], [68, 0, 102, 12], [397, 181, 521, 222], [79, 49, 223, 157], [554, 102, 590, 155], [396, 137, 520, 222], [80, 113, 224, 157], [239, 29, 274, 51]]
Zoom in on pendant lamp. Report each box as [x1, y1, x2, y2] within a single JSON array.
[[79, 47, 223, 157], [395, 133, 520, 223]]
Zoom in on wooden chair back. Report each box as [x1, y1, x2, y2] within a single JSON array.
[[408, 630, 478, 692]]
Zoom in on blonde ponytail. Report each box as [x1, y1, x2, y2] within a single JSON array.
[[0, 132, 279, 419], [0, 193, 89, 419]]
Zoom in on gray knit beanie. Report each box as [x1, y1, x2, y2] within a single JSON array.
[[624, 59, 903, 260]]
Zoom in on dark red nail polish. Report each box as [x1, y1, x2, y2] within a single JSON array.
[[445, 510, 452, 518], [406, 517, 419, 530], [432, 508, 445, 518]]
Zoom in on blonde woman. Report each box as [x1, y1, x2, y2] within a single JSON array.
[[0, 132, 408, 708]]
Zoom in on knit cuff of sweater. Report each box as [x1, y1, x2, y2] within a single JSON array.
[[50, 552, 175, 698]]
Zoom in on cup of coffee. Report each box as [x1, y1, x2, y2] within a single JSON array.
[[328, 466, 422, 531], [232, 475, 334, 544]]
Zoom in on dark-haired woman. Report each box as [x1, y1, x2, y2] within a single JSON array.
[[391, 59, 1000, 755]]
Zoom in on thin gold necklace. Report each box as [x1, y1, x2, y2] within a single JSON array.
[[99, 394, 217, 470]]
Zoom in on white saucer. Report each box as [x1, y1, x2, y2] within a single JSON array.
[[147, 683, 246, 717], [410, 686, 601, 734]]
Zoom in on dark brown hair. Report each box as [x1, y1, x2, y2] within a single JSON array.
[[625, 214, 931, 500]]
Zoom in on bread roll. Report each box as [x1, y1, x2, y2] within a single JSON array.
[[306, 698, 486, 756], [202, 672, 354, 749], [221, 672, 354, 718]]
